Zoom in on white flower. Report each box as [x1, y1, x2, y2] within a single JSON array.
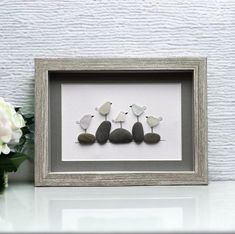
[[0, 97, 25, 155]]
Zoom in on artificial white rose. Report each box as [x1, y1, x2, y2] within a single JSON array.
[[0, 98, 25, 155]]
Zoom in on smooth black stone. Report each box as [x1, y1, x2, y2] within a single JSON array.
[[132, 122, 144, 143], [144, 133, 160, 144], [96, 121, 111, 144], [109, 128, 132, 144], [78, 133, 95, 145]]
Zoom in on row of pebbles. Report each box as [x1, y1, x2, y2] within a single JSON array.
[[78, 121, 160, 145]]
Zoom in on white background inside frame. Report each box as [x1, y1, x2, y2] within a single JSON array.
[[61, 83, 182, 161]]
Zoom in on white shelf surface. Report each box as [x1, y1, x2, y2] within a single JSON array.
[[0, 181, 235, 233]]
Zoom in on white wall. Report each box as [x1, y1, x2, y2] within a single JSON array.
[[0, 0, 235, 181]]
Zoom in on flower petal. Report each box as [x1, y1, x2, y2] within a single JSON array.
[[11, 113, 25, 130], [11, 129, 22, 144], [0, 125, 12, 143], [2, 144, 10, 154]]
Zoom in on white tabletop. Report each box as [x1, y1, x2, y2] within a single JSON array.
[[0, 181, 235, 233]]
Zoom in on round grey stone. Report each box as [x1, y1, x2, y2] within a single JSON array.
[[78, 133, 96, 145], [109, 128, 132, 144], [96, 121, 111, 144], [132, 122, 144, 143], [144, 133, 160, 144]]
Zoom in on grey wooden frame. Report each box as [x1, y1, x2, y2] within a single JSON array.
[[35, 57, 207, 186]]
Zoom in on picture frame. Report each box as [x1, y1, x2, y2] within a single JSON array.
[[35, 57, 207, 186]]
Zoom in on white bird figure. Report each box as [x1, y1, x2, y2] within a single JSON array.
[[146, 116, 163, 132], [95, 101, 112, 120], [129, 104, 146, 121], [112, 111, 128, 128], [76, 114, 94, 132]]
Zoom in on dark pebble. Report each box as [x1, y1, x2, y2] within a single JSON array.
[[109, 128, 132, 144], [132, 122, 144, 143], [96, 121, 111, 144], [78, 133, 96, 145], [144, 133, 160, 144]]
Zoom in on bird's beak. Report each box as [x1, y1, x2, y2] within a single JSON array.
[[91, 115, 94, 118], [125, 112, 128, 114]]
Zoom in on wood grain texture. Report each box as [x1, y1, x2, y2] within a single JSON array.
[[35, 58, 207, 186], [0, 1, 234, 181]]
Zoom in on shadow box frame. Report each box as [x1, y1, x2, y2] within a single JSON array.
[[35, 57, 207, 186]]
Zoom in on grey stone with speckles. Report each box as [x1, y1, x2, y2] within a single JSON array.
[[109, 128, 132, 144], [144, 133, 160, 144], [96, 121, 111, 144], [132, 122, 144, 143], [78, 133, 96, 144]]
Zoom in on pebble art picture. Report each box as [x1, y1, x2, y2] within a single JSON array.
[[76, 102, 163, 145]]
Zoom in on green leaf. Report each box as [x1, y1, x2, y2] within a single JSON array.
[[22, 114, 34, 122], [14, 135, 26, 152], [0, 174, 5, 193], [0, 152, 28, 173], [21, 126, 31, 135], [26, 119, 34, 125]]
